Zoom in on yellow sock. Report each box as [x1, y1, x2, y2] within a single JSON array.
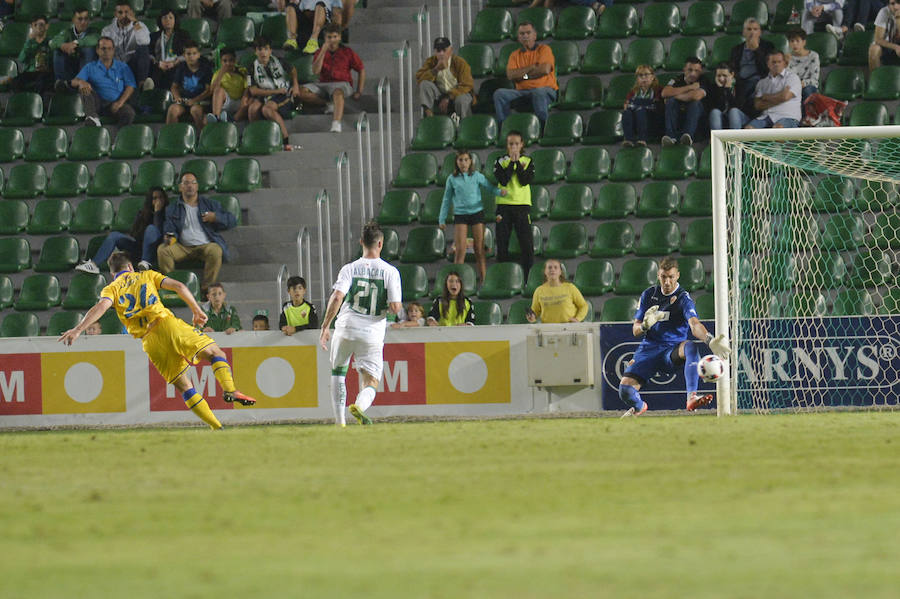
[[210, 357, 236, 393], [184, 389, 222, 430]]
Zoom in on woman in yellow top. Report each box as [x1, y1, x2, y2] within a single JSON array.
[[527, 259, 589, 323]]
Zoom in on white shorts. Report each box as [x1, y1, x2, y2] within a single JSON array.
[[330, 331, 384, 381], [222, 95, 242, 116], [298, 0, 342, 13], [301, 81, 353, 100]]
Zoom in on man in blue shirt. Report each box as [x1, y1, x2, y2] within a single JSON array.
[[71, 36, 137, 126], [620, 257, 731, 416]]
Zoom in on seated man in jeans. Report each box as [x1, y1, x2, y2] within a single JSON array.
[[661, 57, 710, 146], [71, 36, 137, 126], [746, 50, 802, 129], [493, 21, 557, 127]]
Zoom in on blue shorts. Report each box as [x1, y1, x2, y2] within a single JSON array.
[[624, 342, 682, 384]]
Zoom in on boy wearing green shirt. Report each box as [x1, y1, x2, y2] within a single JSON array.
[[11, 16, 53, 93], [51, 9, 99, 88], [202, 283, 241, 334]]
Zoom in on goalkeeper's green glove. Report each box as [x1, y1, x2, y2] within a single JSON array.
[[706, 333, 731, 359], [640, 306, 661, 332]]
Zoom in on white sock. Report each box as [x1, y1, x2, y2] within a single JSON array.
[[355, 386, 376, 412], [331, 376, 346, 426]]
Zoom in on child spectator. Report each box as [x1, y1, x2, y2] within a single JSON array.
[[438, 149, 505, 283], [427, 272, 476, 326], [297, 23, 365, 132], [50, 10, 99, 90], [248, 36, 301, 150], [280, 276, 319, 334], [526, 259, 589, 323], [207, 47, 249, 124], [10, 16, 53, 94], [621, 65, 661, 147], [252, 314, 270, 331], [166, 41, 213, 130], [149, 9, 190, 92], [391, 302, 426, 328], [707, 63, 749, 130], [787, 29, 820, 101], [202, 283, 241, 334], [84, 321, 103, 335]]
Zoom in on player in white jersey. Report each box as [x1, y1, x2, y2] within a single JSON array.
[[319, 221, 403, 426]]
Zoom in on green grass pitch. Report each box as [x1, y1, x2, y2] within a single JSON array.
[[1, 411, 898, 598]]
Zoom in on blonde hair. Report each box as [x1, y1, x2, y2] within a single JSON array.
[[631, 65, 659, 94]]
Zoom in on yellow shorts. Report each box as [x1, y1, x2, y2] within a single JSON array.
[[142, 316, 216, 384]]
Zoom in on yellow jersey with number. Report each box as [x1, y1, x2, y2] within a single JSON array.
[[100, 270, 174, 338]]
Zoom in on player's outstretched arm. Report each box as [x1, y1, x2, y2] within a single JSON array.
[[161, 278, 207, 328], [319, 290, 346, 350], [58, 298, 113, 346], [689, 316, 732, 359]]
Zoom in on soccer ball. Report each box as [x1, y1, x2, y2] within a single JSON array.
[[698, 354, 727, 383]]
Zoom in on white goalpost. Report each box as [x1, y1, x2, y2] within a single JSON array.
[[710, 126, 900, 415]]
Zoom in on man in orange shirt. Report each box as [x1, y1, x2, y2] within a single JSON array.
[[493, 21, 557, 126]]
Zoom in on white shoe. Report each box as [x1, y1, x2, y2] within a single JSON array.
[[84, 116, 101, 127], [75, 260, 100, 274], [324, 101, 334, 114], [854, 22, 866, 32], [136, 260, 152, 271], [825, 24, 843, 40], [330, 120, 342, 132], [141, 78, 155, 91], [449, 113, 460, 127]]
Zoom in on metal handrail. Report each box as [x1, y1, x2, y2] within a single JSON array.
[[375, 77, 393, 199], [315, 190, 334, 311], [275, 264, 288, 321], [395, 41, 409, 153], [335, 152, 353, 265], [415, 5, 430, 65], [296, 226, 311, 286], [438, 0, 452, 47], [355, 112, 374, 221]]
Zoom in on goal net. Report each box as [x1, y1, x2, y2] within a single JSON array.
[[711, 126, 900, 414]]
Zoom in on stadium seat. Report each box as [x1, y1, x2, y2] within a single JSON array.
[[400, 227, 445, 263], [0, 275, 13, 309], [506, 299, 533, 324], [676, 257, 707, 292], [431, 263, 478, 297], [34, 235, 80, 272], [0, 57, 16, 91], [593, 182, 636, 218], [208, 194, 241, 226], [16, 0, 58, 20], [153, 123, 196, 157], [530, 149, 567, 184], [0, 312, 40, 337], [95, 309, 122, 334], [682, 219, 714, 255], [530, 185, 551, 220], [508, 225, 542, 261], [555, 76, 604, 110], [549, 184, 593, 220], [806, 32, 838, 66], [838, 30, 874, 66], [134, 89, 173, 124], [0, 238, 32, 272], [609, 146, 653, 181], [797, 252, 846, 288], [393, 153, 438, 187], [879, 289, 900, 314], [0, 199, 28, 234], [180, 159, 217, 193], [14, 273, 61, 310], [478, 262, 524, 298], [709, 34, 745, 66], [475, 78, 514, 114], [869, 212, 900, 249], [832, 288, 875, 316], [683, 1, 725, 35], [582, 110, 623, 145], [636, 182, 680, 217], [259, 14, 287, 48], [516, 7, 555, 39], [601, 74, 634, 109], [622, 38, 666, 71], [821, 214, 865, 250], [554, 5, 596, 39], [469, 8, 514, 42], [373, 227, 399, 261], [547, 41, 580, 75], [455, 115, 497, 149], [24, 127, 68, 162], [590, 221, 634, 257], [539, 112, 583, 146], [680, 181, 712, 216], [498, 113, 541, 146], [216, 16, 255, 49], [0, 22, 29, 58], [131, 160, 175, 194], [46, 162, 90, 198], [544, 222, 588, 258], [88, 161, 132, 196], [493, 42, 519, 77], [62, 272, 107, 310], [217, 158, 262, 192], [193, 122, 237, 159], [856, 181, 898, 211], [71, 198, 114, 234], [665, 37, 708, 71], [378, 190, 420, 225], [457, 44, 495, 78], [693, 293, 715, 319], [823, 68, 866, 101], [770, 0, 801, 32], [396, 264, 429, 302], [0, 92, 43, 126], [437, 152, 482, 187], [115, 124, 158, 161], [482, 150, 505, 184], [68, 126, 111, 161], [409, 115, 455, 151], [864, 66, 900, 100], [635, 219, 680, 256], [581, 40, 623, 74], [566, 147, 610, 182], [849, 249, 893, 288], [573, 259, 615, 296], [785, 292, 827, 317], [238, 120, 282, 155], [811, 175, 853, 213], [652, 145, 698, 179], [43, 92, 85, 126], [4, 163, 47, 199], [727, 0, 768, 33], [159, 270, 200, 307], [595, 5, 638, 39], [615, 258, 658, 295], [600, 296, 639, 322], [698, 146, 712, 178], [27, 199, 72, 235], [638, 3, 681, 37], [471, 301, 502, 325], [847, 101, 889, 127], [46, 311, 84, 336], [0, 128, 25, 162], [286, 54, 315, 84], [523, 260, 567, 297], [181, 17, 212, 49]]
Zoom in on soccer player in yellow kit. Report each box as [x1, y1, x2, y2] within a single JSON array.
[[58, 251, 255, 429]]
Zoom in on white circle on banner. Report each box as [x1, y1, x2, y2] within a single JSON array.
[[256, 357, 294, 398], [448, 352, 488, 394], [64, 362, 103, 403]]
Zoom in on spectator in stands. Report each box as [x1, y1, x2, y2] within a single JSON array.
[[415, 36, 475, 121], [802, 0, 846, 39], [284, 0, 343, 54], [252, 313, 270, 330], [207, 48, 250, 124], [661, 57, 710, 146], [787, 29, 820, 101], [188, 0, 233, 21], [870, 0, 900, 70], [280, 276, 319, 334], [149, 8, 190, 92], [427, 273, 476, 326], [76, 187, 169, 274], [745, 50, 802, 128], [157, 172, 237, 298], [622, 65, 662, 146], [494, 130, 535, 277], [166, 41, 213, 130], [843, 0, 881, 33], [707, 63, 749, 130], [297, 23, 364, 133], [391, 302, 426, 328], [102, 1, 152, 91], [51, 10, 99, 90], [72, 36, 138, 127], [494, 21, 558, 127], [730, 18, 775, 114], [248, 36, 301, 150], [202, 283, 241, 334], [0, 0, 13, 19], [9, 15, 53, 94], [526, 259, 589, 324]]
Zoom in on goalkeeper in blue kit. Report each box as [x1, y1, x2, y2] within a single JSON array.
[[620, 257, 731, 416]]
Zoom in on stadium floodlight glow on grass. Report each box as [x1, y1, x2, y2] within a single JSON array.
[[710, 126, 900, 416]]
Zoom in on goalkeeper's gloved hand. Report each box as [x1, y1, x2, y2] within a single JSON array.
[[707, 333, 731, 359], [640, 306, 661, 332]]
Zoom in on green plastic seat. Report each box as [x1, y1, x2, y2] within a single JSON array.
[[530, 185, 551, 220], [823, 67, 866, 101], [378, 190, 420, 225], [0, 57, 16, 91], [478, 262, 524, 298], [516, 7, 555, 39], [653, 145, 698, 179], [682, 218, 714, 255], [409, 116, 455, 151], [709, 34, 745, 66], [595, 5, 638, 39], [548, 41, 580, 75], [498, 113, 541, 146], [457, 44, 495, 78], [506, 298, 533, 324], [34, 235, 80, 272], [482, 150, 505, 184], [849, 249, 892, 288], [553, 5, 595, 39], [0, 22, 30, 58], [111, 124, 155, 159], [881, 289, 900, 314], [181, 17, 213, 49], [208, 194, 241, 225], [838, 30, 874, 66], [46, 311, 85, 336], [581, 39, 623, 74], [593, 183, 636, 219], [95, 309, 123, 334], [811, 175, 853, 213], [727, 0, 768, 33], [43, 92, 86, 126], [0, 199, 28, 234], [287, 54, 315, 84], [454, 115, 497, 149], [796, 252, 846, 288], [698, 146, 712, 179], [771, 0, 802, 32], [62, 272, 108, 309], [539, 111, 583, 146], [217, 158, 261, 192], [614, 258, 658, 295], [493, 42, 519, 77], [856, 181, 898, 211], [70, 197, 114, 234], [638, 3, 681, 37], [27, 199, 72, 234], [832, 288, 875, 316], [574, 259, 615, 296], [806, 32, 838, 66], [431, 263, 477, 298], [549, 184, 593, 220], [14, 274, 62, 310], [475, 78, 515, 113], [469, 8, 514, 42], [602, 74, 638, 109], [159, 270, 200, 307], [134, 89, 173, 123], [785, 292, 827, 317], [583, 110, 623, 145], [523, 260, 567, 297], [420, 189, 446, 225], [259, 14, 287, 48], [693, 293, 715, 319], [153, 123, 196, 157], [676, 257, 707, 291], [0, 238, 32, 272], [68, 126, 111, 161], [530, 149, 567, 184], [622, 38, 666, 71], [131, 160, 175, 194], [544, 223, 588, 258], [680, 181, 712, 216], [469, 301, 500, 325], [508, 225, 542, 261], [565, 146, 609, 182], [0, 127, 25, 162], [46, 162, 90, 198], [635, 219, 680, 256], [1, 92, 43, 126], [556, 76, 604, 110], [24, 127, 68, 162], [665, 37, 708, 71], [0, 312, 40, 337], [400, 226, 445, 263], [869, 213, 900, 249], [197, 121, 239, 155], [238, 120, 282, 155], [864, 66, 900, 100], [600, 296, 638, 322], [683, 1, 725, 35], [437, 151, 482, 187], [820, 214, 865, 250], [393, 153, 438, 187], [610, 146, 653, 181], [216, 16, 255, 49], [0, 275, 14, 309], [88, 161, 132, 196], [848, 101, 889, 126], [376, 227, 398, 261], [590, 221, 635, 257], [5, 163, 47, 199], [764, 36, 790, 58], [636, 182, 679, 217], [178, 159, 217, 193], [397, 264, 429, 301]]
